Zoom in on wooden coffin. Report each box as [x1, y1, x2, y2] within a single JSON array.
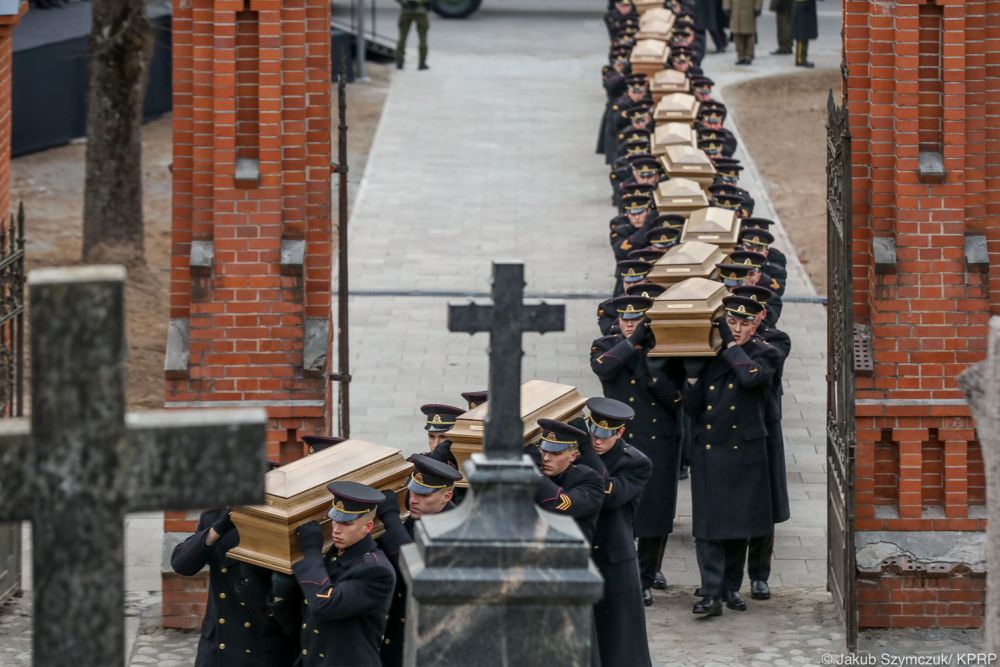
[[647, 241, 727, 287], [636, 17, 675, 42], [650, 69, 690, 103], [680, 206, 740, 250], [647, 277, 726, 357], [639, 7, 673, 26], [653, 93, 700, 123], [651, 122, 697, 156], [635, 0, 666, 13], [659, 145, 716, 187], [227, 440, 412, 574], [653, 177, 710, 217], [629, 39, 670, 76], [447, 380, 586, 470]]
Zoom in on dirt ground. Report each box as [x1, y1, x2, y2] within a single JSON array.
[[10, 62, 392, 409], [725, 68, 842, 296]]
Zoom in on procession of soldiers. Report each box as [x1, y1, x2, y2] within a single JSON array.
[[167, 2, 795, 665]]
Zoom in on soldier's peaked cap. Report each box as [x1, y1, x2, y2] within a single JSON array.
[[537, 418, 586, 453], [730, 284, 774, 304], [647, 225, 682, 246], [420, 403, 464, 432], [617, 259, 654, 283], [739, 228, 775, 247], [302, 435, 347, 454], [722, 295, 764, 321], [729, 250, 767, 269], [611, 294, 653, 318], [742, 217, 777, 230], [461, 390, 488, 410], [626, 282, 667, 299], [326, 481, 383, 522], [586, 397, 635, 438], [408, 454, 463, 495]]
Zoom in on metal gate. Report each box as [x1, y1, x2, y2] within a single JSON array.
[[825, 91, 856, 651], [0, 204, 25, 605]]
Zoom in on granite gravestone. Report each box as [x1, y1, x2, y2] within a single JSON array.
[[958, 316, 1000, 653], [0, 266, 267, 667], [399, 261, 604, 665]]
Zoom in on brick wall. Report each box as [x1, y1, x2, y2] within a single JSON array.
[[844, 0, 997, 629], [0, 3, 26, 225], [162, 0, 333, 629]]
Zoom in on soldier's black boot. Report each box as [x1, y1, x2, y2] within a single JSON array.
[[419, 61, 429, 70], [724, 590, 747, 611], [751, 580, 771, 600], [653, 571, 667, 590], [643, 588, 653, 607], [692, 596, 723, 616], [795, 40, 814, 68]]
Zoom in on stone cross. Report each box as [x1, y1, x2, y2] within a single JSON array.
[[0, 266, 267, 667], [958, 315, 1000, 654], [400, 261, 601, 665], [448, 261, 564, 460]]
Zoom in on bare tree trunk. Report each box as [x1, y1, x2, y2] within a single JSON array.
[[82, 0, 151, 265], [958, 316, 1000, 654]]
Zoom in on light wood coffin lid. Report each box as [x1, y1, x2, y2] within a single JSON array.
[[647, 277, 727, 357], [652, 122, 697, 155], [446, 379, 586, 452], [653, 93, 699, 122], [629, 39, 670, 64], [639, 7, 674, 26], [648, 240, 727, 284], [680, 206, 740, 247]]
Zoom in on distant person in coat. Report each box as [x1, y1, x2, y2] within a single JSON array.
[[396, 0, 431, 70], [723, 0, 764, 65], [770, 0, 793, 54]]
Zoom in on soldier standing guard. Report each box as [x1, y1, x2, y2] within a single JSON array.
[[590, 296, 685, 607], [171, 502, 297, 666], [682, 296, 781, 617], [272, 481, 396, 666], [769, 0, 793, 54], [722, 0, 763, 65], [420, 403, 468, 504], [577, 397, 653, 667], [377, 455, 462, 667], [396, 0, 431, 71], [792, 0, 818, 67]]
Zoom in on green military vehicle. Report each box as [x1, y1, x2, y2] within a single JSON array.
[[431, 0, 482, 17]]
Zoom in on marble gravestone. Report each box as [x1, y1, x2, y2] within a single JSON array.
[[0, 266, 268, 667], [399, 261, 604, 665]]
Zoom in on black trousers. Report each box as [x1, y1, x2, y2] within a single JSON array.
[[747, 533, 774, 581], [695, 538, 748, 598], [637, 535, 669, 589]]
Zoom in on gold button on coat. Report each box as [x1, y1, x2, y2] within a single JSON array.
[[219, 618, 225, 624], [219, 643, 226, 650], [218, 593, 226, 600], [706, 444, 712, 449], [244, 621, 252, 628]]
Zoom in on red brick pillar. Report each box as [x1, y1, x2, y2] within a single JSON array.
[[161, 0, 333, 629], [845, 0, 994, 630], [0, 2, 26, 222]]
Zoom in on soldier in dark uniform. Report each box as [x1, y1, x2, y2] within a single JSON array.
[[598, 279, 666, 336], [741, 217, 788, 269], [792, 0, 818, 67], [576, 397, 652, 667], [590, 296, 685, 606], [598, 48, 633, 157], [731, 249, 787, 297], [603, 78, 652, 163], [736, 230, 784, 324], [419, 403, 467, 504], [682, 296, 782, 616], [770, 0, 794, 54], [731, 286, 791, 600], [698, 100, 728, 131], [461, 390, 488, 410], [610, 192, 654, 249], [302, 435, 346, 455], [529, 418, 605, 542], [713, 157, 744, 186], [376, 455, 461, 667], [171, 495, 297, 666], [273, 481, 396, 666], [604, 0, 639, 38]]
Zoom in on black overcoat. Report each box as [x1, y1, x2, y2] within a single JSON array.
[[792, 0, 818, 40], [284, 535, 396, 667], [171, 510, 296, 667], [757, 326, 792, 523], [530, 453, 605, 543], [591, 332, 685, 537], [581, 440, 652, 667], [683, 339, 782, 540]]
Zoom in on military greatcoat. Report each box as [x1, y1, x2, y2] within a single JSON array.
[[580, 439, 653, 667], [590, 330, 685, 537], [757, 325, 792, 523], [684, 339, 782, 540], [282, 535, 396, 667], [528, 448, 605, 543], [171, 509, 296, 667]]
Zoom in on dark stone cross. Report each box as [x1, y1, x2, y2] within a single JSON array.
[[448, 261, 565, 460], [0, 266, 267, 667], [400, 261, 603, 665]]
